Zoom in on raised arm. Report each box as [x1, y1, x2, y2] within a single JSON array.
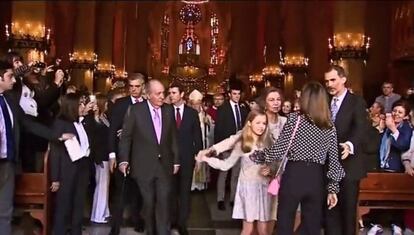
[[202, 143, 242, 171], [211, 131, 242, 154]]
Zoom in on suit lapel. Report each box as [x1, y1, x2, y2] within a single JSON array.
[[180, 105, 189, 129], [160, 105, 168, 145], [334, 92, 350, 125], [6, 95, 20, 142], [143, 102, 160, 145]]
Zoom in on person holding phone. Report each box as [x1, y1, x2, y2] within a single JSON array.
[[367, 100, 412, 235], [89, 94, 111, 223]]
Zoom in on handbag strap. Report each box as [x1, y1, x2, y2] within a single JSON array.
[[274, 115, 301, 177]]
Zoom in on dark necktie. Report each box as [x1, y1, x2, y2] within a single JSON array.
[[0, 95, 14, 161], [176, 107, 182, 129], [235, 104, 241, 130]]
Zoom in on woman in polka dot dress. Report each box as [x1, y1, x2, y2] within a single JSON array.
[[251, 82, 345, 235]]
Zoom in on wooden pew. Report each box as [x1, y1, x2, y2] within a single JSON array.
[[358, 172, 414, 232], [14, 151, 51, 235]]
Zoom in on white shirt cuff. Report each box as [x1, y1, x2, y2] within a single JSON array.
[[109, 152, 116, 159], [391, 130, 400, 141], [345, 141, 354, 155], [119, 162, 128, 166], [174, 164, 180, 167]]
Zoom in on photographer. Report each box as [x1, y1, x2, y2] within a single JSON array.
[[6, 52, 66, 172]]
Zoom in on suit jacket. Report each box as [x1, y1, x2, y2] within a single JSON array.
[[118, 101, 179, 180], [0, 92, 58, 187], [333, 91, 368, 180], [381, 120, 412, 172], [89, 115, 110, 164], [49, 117, 93, 182], [214, 100, 248, 143], [108, 96, 133, 155], [176, 105, 202, 173]]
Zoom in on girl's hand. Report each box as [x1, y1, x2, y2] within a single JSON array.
[[50, 182, 60, 192]]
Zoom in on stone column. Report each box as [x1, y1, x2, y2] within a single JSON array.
[[71, 2, 96, 92], [332, 1, 367, 96], [280, 1, 307, 98], [95, 1, 115, 93]]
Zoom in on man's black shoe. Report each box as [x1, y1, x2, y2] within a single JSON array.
[[217, 201, 226, 211]]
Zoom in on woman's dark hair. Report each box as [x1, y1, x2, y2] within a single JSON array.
[[392, 99, 411, 116], [5, 51, 23, 65], [300, 81, 332, 129], [58, 93, 81, 122], [96, 93, 108, 115], [0, 60, 13, 78]]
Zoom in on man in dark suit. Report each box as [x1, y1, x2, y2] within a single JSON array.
[[324, 65, 368, 235], [118, 79, 179, 235], [168, 83, 202, 235], [108, 73, 146, 234], [214, 79, 248, 210], [0, 60, 72, 235]]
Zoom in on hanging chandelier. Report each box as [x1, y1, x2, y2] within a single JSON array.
[[328, 33, 371, 64], [5, 21, 51, 52]]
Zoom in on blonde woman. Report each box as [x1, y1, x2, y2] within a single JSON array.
[[197, 109, 273, 235], [198, 87, 302, 233]]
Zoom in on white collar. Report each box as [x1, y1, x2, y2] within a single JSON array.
[[229, 100, 238, 107], [173, 103, 185, 111], [333, 89, 348, 102]]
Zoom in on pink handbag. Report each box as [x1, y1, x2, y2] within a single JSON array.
[[268, 115, 301, 196]]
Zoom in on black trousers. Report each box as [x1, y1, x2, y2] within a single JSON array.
[[276, 161, 324, 235], [110, 169, 143, 229], [134, 162, 172, 235], [325, 178, 359, 235], [170, 163, 195, 228], [53, 158, 90, 235]]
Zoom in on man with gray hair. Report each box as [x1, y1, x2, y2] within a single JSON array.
[[108, 73, 146, 234]]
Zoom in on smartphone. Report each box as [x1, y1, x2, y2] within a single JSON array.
[[89, 95, 96, 103]]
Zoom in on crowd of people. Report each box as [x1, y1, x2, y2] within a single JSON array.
[[0, 51, 414, 235]]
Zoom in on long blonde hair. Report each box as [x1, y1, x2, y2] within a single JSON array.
[[241, 109, 271, 153]]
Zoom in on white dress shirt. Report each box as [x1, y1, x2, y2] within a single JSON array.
[[0, 95, 13, 159], [174, 103, 185, 119], [73, 118, 90, 158], [229, 100, 241, 129]]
